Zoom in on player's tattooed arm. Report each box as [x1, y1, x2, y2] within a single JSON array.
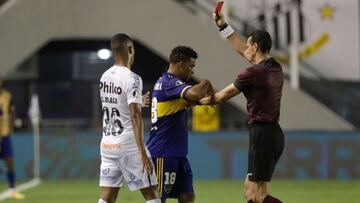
[[199, 83, 240, 105], [213, 11, 247, 58], [141, 91, 150, 108], [184, 79, 214, 102]]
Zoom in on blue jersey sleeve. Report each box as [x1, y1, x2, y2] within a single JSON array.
[[163, 78, 192, 99]]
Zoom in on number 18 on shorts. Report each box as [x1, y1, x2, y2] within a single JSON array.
[[154, 157, 194, 199]]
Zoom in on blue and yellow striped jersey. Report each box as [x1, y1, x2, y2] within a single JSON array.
[[147, 72, 192, 157]]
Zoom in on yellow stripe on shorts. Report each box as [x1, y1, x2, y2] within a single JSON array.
[[160, 158, 163, 197]]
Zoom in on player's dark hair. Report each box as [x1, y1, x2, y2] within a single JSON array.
[[111, 33, 133, 56], [248, 30, 272, 53], [169, 46, 198, 64]]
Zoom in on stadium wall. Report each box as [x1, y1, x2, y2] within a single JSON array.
[[2, 131, 360, 181]]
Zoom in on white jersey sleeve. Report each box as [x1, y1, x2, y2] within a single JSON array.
[[126, 73, 143, 105]]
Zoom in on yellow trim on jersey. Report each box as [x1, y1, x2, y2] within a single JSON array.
[[157, 99, 188, 118], [180, 85, 192, 98]]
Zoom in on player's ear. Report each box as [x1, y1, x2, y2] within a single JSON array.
[[254, 43, 259, 52], [176, 61, 184, 69], [128, 46, 133, 55]]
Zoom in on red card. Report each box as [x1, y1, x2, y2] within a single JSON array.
[[214, 1, 224, 13]]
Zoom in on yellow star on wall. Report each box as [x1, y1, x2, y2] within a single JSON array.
[[320, 3, 335, 20]]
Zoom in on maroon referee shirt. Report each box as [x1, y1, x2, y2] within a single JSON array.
[[233, 57, 283, 124]]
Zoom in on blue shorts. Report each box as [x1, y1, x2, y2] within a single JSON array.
[[0, 136, 13, 159], [153, 157, 193, 199]]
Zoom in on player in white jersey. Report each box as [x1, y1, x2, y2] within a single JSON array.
[[98, 33, 160, 203]]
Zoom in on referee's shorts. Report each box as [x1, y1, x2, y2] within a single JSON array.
[[247, 121, 284, 182]]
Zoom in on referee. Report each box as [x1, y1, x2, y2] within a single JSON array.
[[199, 11, 284, 203]]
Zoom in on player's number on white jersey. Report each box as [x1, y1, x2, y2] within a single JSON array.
[[102, 107, 124, 136], [151, 97, 158, 124], [164, 172, 176, 185]]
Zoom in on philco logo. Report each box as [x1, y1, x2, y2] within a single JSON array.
[[99, 81, 122, 95]]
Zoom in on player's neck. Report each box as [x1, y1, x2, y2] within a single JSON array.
[[167, 65, 181, 77], [254, 53, 271, 65], [114, 58, 131, 69]]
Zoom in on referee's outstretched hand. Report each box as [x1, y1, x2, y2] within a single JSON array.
[[213, 11, 226, 28]]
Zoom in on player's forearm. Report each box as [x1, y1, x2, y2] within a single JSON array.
[[199, 92, 223, 105], [186, 79, 212, 101], [211, 92, 227, 104], [131, 114, 146, 154], [198, 96, 210, 105]]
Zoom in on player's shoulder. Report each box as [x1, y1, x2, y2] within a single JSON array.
[[241, 65, 261, 75], [163, 73, 187, 87], [261, 57, 282, 71], [128, 71, 141, 80], [127, 71, 142, 85], [100, 66, 116, 79]]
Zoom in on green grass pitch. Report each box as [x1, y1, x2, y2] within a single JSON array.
[[1, 180, 359, 203]]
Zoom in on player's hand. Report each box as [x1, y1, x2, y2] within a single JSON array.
[[140, 152, 153, 175], [142, 91, 150, 108], [184, 99, 198, 107], [198, 96, 211, 105], [213, 11, 226, 28], [206, 82, 215, 97]]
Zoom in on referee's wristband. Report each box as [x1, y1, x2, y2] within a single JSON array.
[[218, 23, 228, 31], [219, 23, 234, 39]]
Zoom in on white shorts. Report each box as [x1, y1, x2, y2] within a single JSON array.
[[99, 149, 157, 191]]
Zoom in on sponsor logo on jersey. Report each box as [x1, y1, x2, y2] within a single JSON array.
[[99, 81, 122, 95], [101, 143, 122, 149]]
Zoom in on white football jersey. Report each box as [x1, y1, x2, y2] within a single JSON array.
[[99, 65, 143, 157]]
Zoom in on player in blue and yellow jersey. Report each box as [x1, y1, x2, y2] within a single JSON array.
[[147, 46, 213, 203], [0, 81, 25, 199]]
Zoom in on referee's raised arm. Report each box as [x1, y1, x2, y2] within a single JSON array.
[[213, 11, 248, 59]]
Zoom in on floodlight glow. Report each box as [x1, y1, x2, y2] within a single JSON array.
[[97, 49, 111, 60]]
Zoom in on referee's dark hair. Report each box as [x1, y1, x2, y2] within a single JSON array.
[[169, 46, 198, 64], [248, 30, 272, 53], [111, 33, 133, 56]]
